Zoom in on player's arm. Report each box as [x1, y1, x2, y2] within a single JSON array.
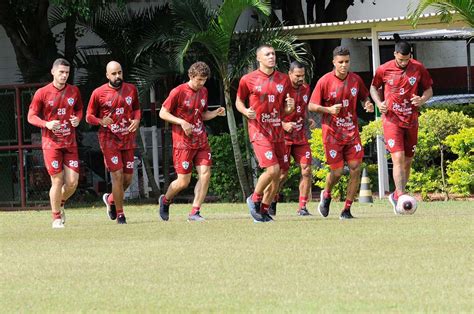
[[309, 102, 341, 116], [70, 90, 84, 127], [128, 89, 141, 132], [86, 92, 113, 126], [203, 107, 225, 121], [236, 96, 256, 119], [27, 92, 60, 130], [410, 87, 433, 108], [370, 67, 387, 113], [361, 97, 374, 113], [159, 106, 192, 136]]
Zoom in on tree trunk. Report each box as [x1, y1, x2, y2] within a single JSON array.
[[222, 78, 252, 199], [0, 0, 59, 82], [64, 12, 78, 83]]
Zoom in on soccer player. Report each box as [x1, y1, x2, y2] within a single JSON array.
[[86, 61, 141, 224], [268, 61, 315, 216], [236, 44, 294, 223], [158, 61, 225, 222], [27, 58, 83, 228], [309, 46, 374, 219], [370, 35, 433, 213]]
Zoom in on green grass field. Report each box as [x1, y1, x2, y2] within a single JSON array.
[[1, 200, 472, 312]]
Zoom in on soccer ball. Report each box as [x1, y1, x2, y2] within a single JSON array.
[[396, 194, 417, 215]]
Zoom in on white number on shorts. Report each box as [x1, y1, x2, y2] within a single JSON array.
[[305, 151, 311, 159], [354, 143, 362, 152], [268, 95, 275, 103], [116, 107, 124, 115], [58, 108, 66, 115], [68, 160, 78, 168], [208, 153, 211, 160], [126, 161, 134, 169]]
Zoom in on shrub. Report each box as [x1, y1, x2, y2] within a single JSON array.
[[445, 128, 474, 195]]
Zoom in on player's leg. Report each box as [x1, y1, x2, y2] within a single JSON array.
[[43, 149, 64, 228], [101, 149, 127, 223], [109, 169, 126, 223], [318, 143, 343, 217], [339, 141, 364, 219], [403, 124, 418, 190], [267, 143, 291, 216], [159, 148, 193, 221], [294, 144, 312, 215], [188, 148, 212, 221], [61, 147, 80, 208]]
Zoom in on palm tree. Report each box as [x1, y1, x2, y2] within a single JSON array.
[[408, 0, 473, 28], [137, 0, 312, 199]]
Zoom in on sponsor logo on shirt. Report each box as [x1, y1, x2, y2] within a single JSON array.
[[409, 77, 416, 86], [105, 100, 112, 107], [67, 97, 75, 106], [351, 88, 357, 96], [264, 151, 273, 160], [182, 161, 189, 170], [48, 100, 54, 106], [255, 85, 262, 92], [330, 92, 337, 98], [184, 100, 190, 107], [276, 84, 283, 93], [51, 160, 59, 169], [329, 150, 337, 159], [125, 96, 132, 105]]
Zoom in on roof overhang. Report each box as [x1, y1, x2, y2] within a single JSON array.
[[282, 12, 472, 40]]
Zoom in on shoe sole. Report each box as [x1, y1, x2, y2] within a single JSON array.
[[247, 197, 264, 222], [103, 193, 117, 220], [318, 191, 329, 218], [389, 194, 398, 215], [158, 195, 169, 221]]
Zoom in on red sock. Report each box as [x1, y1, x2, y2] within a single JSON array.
[[323, 190, 331, 199], [344, 199, 353, 210], [162, 196, 171, 205], [261, 203, 269, 214], [116, 207, 124, 216], [393, 191, 400, 201], [190, 206, 200, 215], [52, 211, 61, 220], [60, 200, 65, 207], [299, 196, 308, 209], [107, 193, 115, 204], [252, 192, 263, 203]]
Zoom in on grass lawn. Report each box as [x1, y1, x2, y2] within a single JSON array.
[[1, 200, 472, 312]]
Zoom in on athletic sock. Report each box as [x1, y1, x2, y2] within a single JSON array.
[[162, 195, 171, 205], [116, 207, 124, 216], [344, 199, 353, 211], [252, 192, 263, 203], [190, 206, 200, 215], [260, 203, 269, 214], [52, 211, 61, 220], [323, 190, 331, 199], [299, 196, 308, 209], [393, 191, 400, 201], [107, 193, 115, 205]]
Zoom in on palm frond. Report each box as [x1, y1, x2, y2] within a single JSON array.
[[408, 0, 474, 28], [170, 0, 215, 33], [218, 0, 271, 38]]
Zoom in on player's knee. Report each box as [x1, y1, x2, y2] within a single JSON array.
[[266, 165, 280, 179], [64, 180, 78, 191], [331, 168, 343, 178]]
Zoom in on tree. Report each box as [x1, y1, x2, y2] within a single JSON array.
[[408, 0, 474, 28], [0, 0, 59, 82], [137, 0, 312, 199]]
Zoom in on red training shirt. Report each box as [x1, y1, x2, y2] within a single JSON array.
[[283, 83, 311, 145], [310, 71, 369, 144], [162, 83, 209, 150], [237, 69, 291, 143], [371, 59, 432, 128], [86, 82, 140, 151], [28, 83, 83, 149]]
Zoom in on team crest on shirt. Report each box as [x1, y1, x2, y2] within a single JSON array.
[[51, 160, 59, 169], [67, 98, 74, 106], [351, 88, 357, 96], [409, 77, 416, 86], [125, 96, 132, 105], [303, 95, 308, 103], [276, 84, 284, 93], [182, 161, 190, 170], [388, 139, 395, 148], [329, 150, 337, 159], [264, 151, 273, 160], [201, 99, 206, 107], [111, 156, 119, 165]]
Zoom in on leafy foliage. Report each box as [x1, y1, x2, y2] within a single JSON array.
[[408, 0, 474, 28], [445, 128, 474, 195]]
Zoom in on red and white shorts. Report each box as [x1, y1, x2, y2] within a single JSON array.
[[102, 148, 135, 174], [324, 138, 364, 170], [286, 143, 312, 166], [173, 147, 212, 174], [43, 147, 79, 176], [383, 118, 418, 157], [252, 140, 289, 171]]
